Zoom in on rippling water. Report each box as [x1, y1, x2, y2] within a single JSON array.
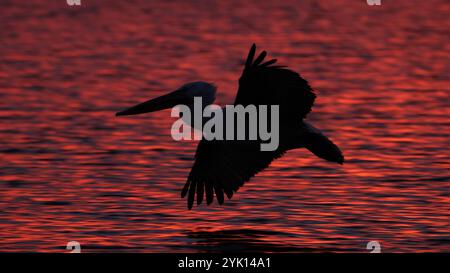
[[0, 0, 449, 252]]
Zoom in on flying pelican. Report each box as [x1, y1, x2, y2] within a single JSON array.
[[116, 44, 344, 209]]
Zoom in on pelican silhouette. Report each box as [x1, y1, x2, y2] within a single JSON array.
[[116, 44, 344, 209]]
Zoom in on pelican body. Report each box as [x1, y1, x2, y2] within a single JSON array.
[[116, 44, 344, 209]]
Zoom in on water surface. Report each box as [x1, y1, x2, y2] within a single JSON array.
[[0, 0, 449, 252]]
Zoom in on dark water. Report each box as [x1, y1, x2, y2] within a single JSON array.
[[0, 0, 449, 252]]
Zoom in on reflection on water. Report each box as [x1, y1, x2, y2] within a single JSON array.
[[184, 228, 342, 253], [0, 0, 449, 252], [186, 229, 302, 253]]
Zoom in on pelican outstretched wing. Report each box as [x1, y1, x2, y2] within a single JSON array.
[[182, 139, 285, 209], [181, 44, 317, 209], [235, 43, 316, 119]]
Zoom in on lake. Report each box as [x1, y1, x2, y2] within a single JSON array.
[[0, 0, 448, 252]]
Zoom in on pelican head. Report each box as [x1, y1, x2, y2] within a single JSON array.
[[116, 81, 216, 116]]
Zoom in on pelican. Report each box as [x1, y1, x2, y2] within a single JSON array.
[[116, 44, 344, 209]]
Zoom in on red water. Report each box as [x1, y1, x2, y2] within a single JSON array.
[[0, 0, 449, 252]]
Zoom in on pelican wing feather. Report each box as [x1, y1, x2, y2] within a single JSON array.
[[235, 43, 316, 120], [182, 140, 285, 209]]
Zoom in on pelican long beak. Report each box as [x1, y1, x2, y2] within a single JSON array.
[[115, 89, 188, 116]]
